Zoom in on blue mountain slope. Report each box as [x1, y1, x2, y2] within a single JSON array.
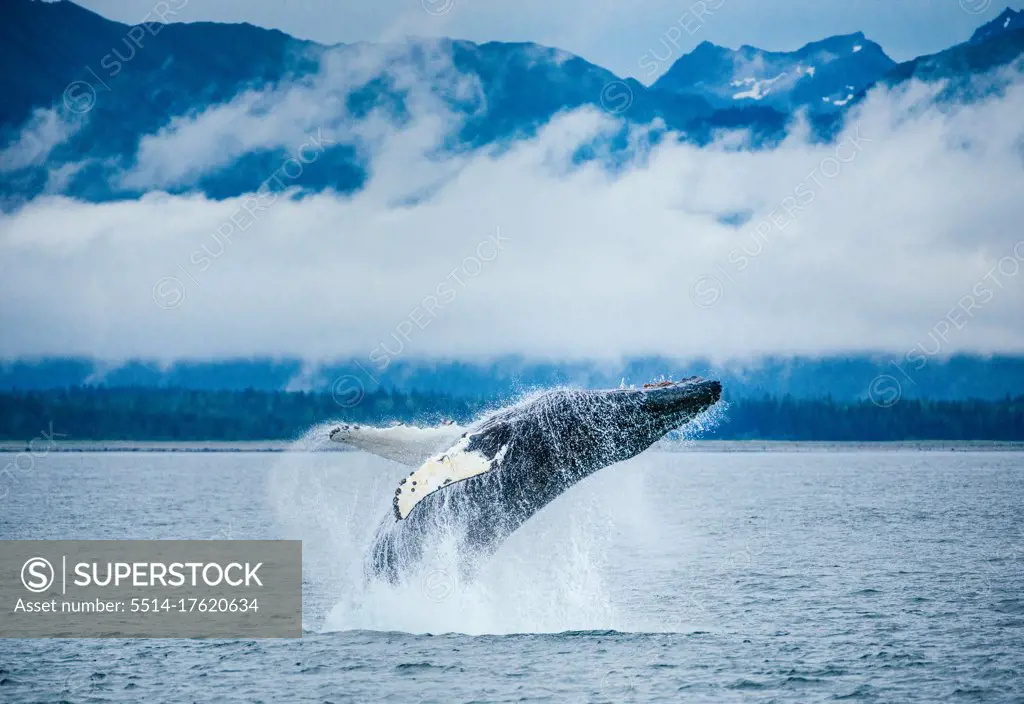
[[652, 33, 896, 113], [883, 26, 1024, 87], [0, 0, 784, 203], [970, 7, 1024, 43], [0, 1, 319, 132], [2, 1, 1022, 204], [807, 10, 1024, 139], [0, 0, 329, 200]]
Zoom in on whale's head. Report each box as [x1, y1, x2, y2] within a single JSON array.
[[576, 376, 719, 470], [589, 376, 722, 458], [473, 376, 723, 483], [637, 377, 722, 429]]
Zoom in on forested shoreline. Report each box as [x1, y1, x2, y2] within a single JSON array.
[[1, 388, 1022, 442]]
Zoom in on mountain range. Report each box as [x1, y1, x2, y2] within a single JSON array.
[[4, 355, 1024, 402], [1, 1, 1023, 204]]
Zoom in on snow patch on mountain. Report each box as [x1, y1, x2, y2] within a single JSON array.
[[731, 73, 785, 100]]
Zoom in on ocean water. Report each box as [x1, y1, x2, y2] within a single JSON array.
[[0, 446, 1022, 702]]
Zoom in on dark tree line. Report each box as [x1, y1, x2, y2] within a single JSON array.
[[0, 388, 1021, 442], [717, 395, 1024, 441], [0, 388, 486, 442]]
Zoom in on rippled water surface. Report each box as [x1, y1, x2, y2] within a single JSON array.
[[1, 447, 1022, 702]]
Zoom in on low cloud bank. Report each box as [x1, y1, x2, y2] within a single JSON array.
[[1, 54, 1022, 364]]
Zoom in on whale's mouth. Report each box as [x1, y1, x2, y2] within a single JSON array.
[[640, 377, 722, 419]]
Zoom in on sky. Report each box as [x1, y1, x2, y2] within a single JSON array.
[[72, 0, 1024, 82]]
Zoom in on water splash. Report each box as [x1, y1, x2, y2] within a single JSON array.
[[663, 401, 729, 446]]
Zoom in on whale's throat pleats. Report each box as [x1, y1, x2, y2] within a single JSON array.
[[393, 435, 507, 520]]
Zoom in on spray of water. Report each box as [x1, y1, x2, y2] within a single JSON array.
[[663, 400, 729, 446]]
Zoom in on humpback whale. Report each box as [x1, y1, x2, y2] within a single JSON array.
[[329, 377, 721, 583]]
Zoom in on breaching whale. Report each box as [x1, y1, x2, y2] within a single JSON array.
[[329, 377, 722, 583]]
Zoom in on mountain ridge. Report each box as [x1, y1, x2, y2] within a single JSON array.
[[652, 31, 896, 112], [1, 1, 1022, 204], [971, 7, 1023, 43]]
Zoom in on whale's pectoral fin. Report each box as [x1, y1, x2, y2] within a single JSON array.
[[328, 422, 467, 466], [393, 434, 504, 520]]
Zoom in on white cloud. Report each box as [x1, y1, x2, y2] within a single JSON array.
[[1, 64, 1023, 364], [0, 107, 84, 174], [117, 40, 484, 191]]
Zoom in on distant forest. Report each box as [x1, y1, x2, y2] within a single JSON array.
[[1, 388, 1022, 442], [6, 356, 1024, 401]]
